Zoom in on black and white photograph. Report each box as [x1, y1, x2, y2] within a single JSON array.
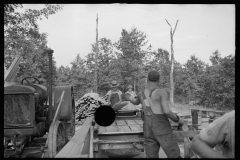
[[4, 4, 235, 158]]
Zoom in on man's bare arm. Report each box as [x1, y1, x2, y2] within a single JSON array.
[[129, 94, 141, 105], [159, 89, 179, 122], [190, 135, 226, 158]]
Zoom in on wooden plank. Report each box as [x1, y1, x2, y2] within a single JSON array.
[[191, 108, 226, 118], [134, 120, 143, 125], [110, 121, 117, 126], [98, 130, 198, 138], [55, 116, 93, 158], [115, 120, 127, 125], [97, 134, 144, 140], [99, 131, 143, 135], [106, 126, 118, 132], [98, 126, 106, 134], [191, 108, 226, 114], [52, 91, 65, 123], [81, 128, 90, 155], [89, 126, 94, 158], [98, 143, 133, 150], [117, 126, 131, 132], [94, 138, 145, 144], [126, 120, 137, 125], [4, 56, 21, 81], [9, 67, 19, 82], [129, 125, 143, 132], [116, 116, 137, 119]]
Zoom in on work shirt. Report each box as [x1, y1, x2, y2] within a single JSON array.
[[199, 110, 235, 158]]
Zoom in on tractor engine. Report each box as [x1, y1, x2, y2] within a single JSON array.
[[4, 83, 48, 154]]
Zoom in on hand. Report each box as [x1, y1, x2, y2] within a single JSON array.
[[177, 116, 184, 127]]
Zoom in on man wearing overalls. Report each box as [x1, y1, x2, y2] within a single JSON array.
[[106, 80, 122, 107], [124, 70, 184, 158]]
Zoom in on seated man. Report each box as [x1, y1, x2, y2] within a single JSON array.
[[190, 110, 235, 158], [123, 85, 137, 110], [105, 80, 122, 107]]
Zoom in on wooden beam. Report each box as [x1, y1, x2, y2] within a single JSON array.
[[4, 56, 21, 82], [52, 91, 65, 123], [191, 108, 226, 116], [98, 130, 199, 138], [89, 126, 94, 158], [94, 138, 145, 144], [98, 143, 134, 150], [55, 116, 93, 158]]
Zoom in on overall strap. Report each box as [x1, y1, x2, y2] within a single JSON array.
[[141, 88, 158, 116], [149, 88, 158, 98]]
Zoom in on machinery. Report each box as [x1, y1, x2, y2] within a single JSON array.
[[4, 50, 75, 158]]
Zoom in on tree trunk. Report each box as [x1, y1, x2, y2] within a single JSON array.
[[165, 19, 178, 105], [170, 33, 174, 104], [134, 78, 136, 93]]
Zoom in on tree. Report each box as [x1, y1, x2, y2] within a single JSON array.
[[114, 26, 148, 92], [86, 38, 116, 95], [4, 4, 63, 85], [165, 19, 179, 104]]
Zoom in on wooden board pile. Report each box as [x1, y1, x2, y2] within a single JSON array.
[[75, 93, 108, 123]]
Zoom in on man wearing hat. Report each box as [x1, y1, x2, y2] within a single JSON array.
[[123, 85, 137, 110], [105, 80, 123, 107], [126, 85, 136, 97], [124, 70, 184, 158]]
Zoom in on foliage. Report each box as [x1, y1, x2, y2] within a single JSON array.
[[4, 4, 63, 85], [55, 26, 234, 111]]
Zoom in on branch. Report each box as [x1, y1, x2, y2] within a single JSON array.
[[173, 20, 179, 36], [165, 19, 171, 27]]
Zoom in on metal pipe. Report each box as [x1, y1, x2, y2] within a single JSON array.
[[47, 49, 54, 122]]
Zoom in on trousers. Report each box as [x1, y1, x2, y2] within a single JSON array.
[[143, 114, 181, 158]]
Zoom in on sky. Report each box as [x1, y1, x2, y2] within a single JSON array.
[[19, 4, 235, 68]]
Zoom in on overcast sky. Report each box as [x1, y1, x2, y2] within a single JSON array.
[[19, 4, 235, 68]]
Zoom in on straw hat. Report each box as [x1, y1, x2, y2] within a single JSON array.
[[110, 80, 119, 88]]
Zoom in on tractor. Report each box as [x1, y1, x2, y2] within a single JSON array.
[[4, 50, 75, 158]]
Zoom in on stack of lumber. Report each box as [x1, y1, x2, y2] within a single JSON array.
[[75, 93, 108, 122], [4, 56, 22, 84]]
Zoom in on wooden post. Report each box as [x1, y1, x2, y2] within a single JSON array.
[[191, 109, 198, 130], [165, 19, 179, 105], [94, 14, 99, 93]]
